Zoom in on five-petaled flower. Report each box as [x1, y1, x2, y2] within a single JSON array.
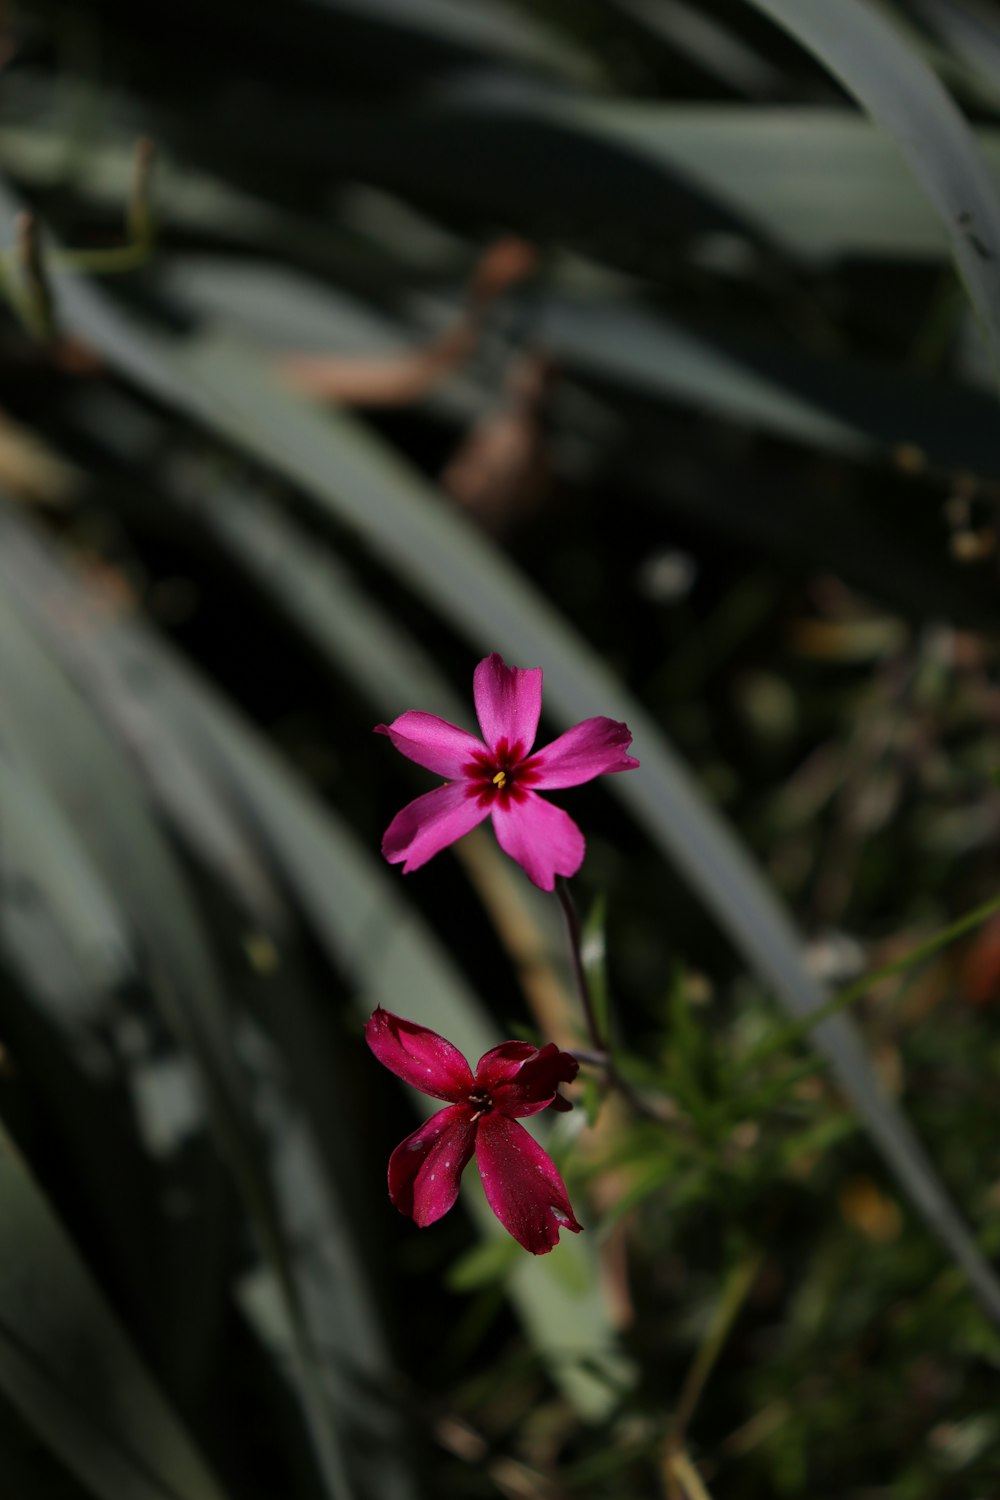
[[366, 1006, 582, 1254], [376, 652, 639, 891]]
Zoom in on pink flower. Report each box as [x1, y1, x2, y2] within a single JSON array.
[[365, 1006, 583, 1254], [375, 652, 639, 891]]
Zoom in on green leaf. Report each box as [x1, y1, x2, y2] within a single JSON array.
[[0, 557, 354, 1500], [175, 332, 1000, 1324], [664, 972, 713, 1123], [146, 89, 1000, 269], [324, 0, 599, 83], [780, 1115, 859, 1171], [156, 660, 631, 1420], [571, 102, 1000, 261], [7, 164, 999, 1330], [0, 752, 131, 1020], [579, 1073, 606, 1129], [160, 255, 1000, 629], [0, 1119, 228, 1500], [739, 0, 1000, 379], [611, 0, 784, 96], [0, 503, 628, 1423], [446, 1238, 520, 1292]]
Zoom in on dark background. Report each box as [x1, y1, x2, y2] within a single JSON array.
[[1, 2, 1000, 1496]]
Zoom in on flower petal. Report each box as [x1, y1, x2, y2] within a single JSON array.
[[474, 1040, 538, 1081], [475, 1113, 583, 1254], [530, 717, 639, 789], [473, 653, 542, 756], [382, 781, 490, 874], [365, 1006, 474, 1100], [491, 792, 585, 891], [484, 1043, 580, 1118], [375, 711, 485, 779], [388, 1104, 478, 1226]]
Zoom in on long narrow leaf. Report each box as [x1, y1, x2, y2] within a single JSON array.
[[0, 750, 131, 1022], [0, 503, 629, 1422], [5, 168, 998, 1325], [0, 1119, 228, 1500], [739, 0, 1000, 378], [182, 332, 1000, 1328], [0, 576, 354, 1500]]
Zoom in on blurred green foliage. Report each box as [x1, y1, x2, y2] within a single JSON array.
[[1, 1, 1000, 1496]]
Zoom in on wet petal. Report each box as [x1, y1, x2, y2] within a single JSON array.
[[375, 711, 485, 779], [388, 1105, 478, 1226], [531, 717, 639, 789], [473, 653, 542, 756], [491, 792, 585, 891], [476, 1040, 578, 1116], [382, 781, 490, 874], [474, 1040, 538, 1082], [485, 1043, 580, 1118], [366, 1006, 474, 1100], [475, 1113, 583, 1254]]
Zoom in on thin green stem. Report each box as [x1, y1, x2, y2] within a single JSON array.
[[664, 1251, 762, 1500], [55, 242, 153, 275], [555, 878, 607, 1053], [668, 1449, 715, 1500], [738, 889, 1000, 1079], [673, 1252, 762, 1437], [555, 879, 666, 1122], [1, 239, 154, 280]]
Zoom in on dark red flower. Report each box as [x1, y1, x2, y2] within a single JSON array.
[[365, 1006, 582, 1254]]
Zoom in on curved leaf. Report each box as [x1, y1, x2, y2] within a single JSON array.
[[0, 503, 628, 1424], [5, 158, 997, 1326], [0, 1120, 228, 1500], [0, 573, 354, 1500], [0, 751, 132, 1022], [611, 0, 783, 96], [181, 332, 1000, 1328], [739, 0, 1000, 378]]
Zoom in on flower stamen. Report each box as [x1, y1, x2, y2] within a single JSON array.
[[467, 1088, 493, 1120], [366, 1007, 583, 1253], [376, 651, 638, 889]]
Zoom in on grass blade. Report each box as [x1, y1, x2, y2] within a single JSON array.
[[0, 564, 355, 1500], [0, 1119, 229, 1500], [0, 750, 131, 1022], [739, 0, 1000, 378], [182, 334, 1000, 1328], [6, 157, 997, 1326], [0, 502, 628, 1422]]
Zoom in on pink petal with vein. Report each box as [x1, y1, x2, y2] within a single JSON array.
[[388, 1105, 478, 1226], [488, 1043, 580, 1118], [475, 1113, 582, 1253], [374, 711, 485, 778], [381, 780, 490, 873], [365, 1007, 474, 1100], [531, 717, 640, 789], [473, 653, 542, 755], [491, 792, 585, 891]]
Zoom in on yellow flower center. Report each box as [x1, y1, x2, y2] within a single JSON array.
[[492, 770, 507, 789]]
